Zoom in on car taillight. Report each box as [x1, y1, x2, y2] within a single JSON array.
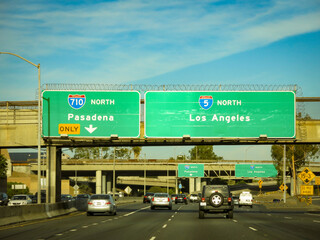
[[201, 198, 205, 202], [88, 201, 92, 205], [184, 197, 186, 200], [105, 201, 111, 205], [228, 197, 232, 202], [168, 197, 170, 201], [144, 196, 147, 198], [152, 197, 154, 201]]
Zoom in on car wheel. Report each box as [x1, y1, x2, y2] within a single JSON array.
[[199, 210, 205, 219], [227, 210, 233, 219], [209, 193, 224, 207], [250, 205, 253, 208], [87, 212, 93, 216], [151, 206, 155, 210]]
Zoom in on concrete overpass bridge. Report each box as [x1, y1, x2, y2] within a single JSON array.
[[28, 159, 320, 194]]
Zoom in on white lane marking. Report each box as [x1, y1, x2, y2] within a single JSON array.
[[150, 237, 156, 240], [162, 224, 167, 229], [124, 206, 150, 217], [82, 226, 88, 228], [55, 234, 63, 236], [114, 217, 118, 219], [168, 219, 171, 221], [249, 227, 258, 232], [70, 229, 77, 232], [267, 214, 272, 216], [284, 217, 292, 219], [175, 211, 178, 214], [171, 215, 175, 218], [92, 223, 98, 225], [233, 220, 238, 223], [313, 220, 320, 223]]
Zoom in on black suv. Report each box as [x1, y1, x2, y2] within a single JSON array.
[[199, 185, 234, 219]]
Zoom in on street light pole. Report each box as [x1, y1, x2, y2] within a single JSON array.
[[283, 145, 286, 204], [0, 52, 41, 204], [113, 147, 116, 198]]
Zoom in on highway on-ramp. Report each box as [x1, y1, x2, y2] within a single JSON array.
[[0, 202, 320, 240]]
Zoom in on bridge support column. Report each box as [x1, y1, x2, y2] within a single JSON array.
[[189, 178, 195, 194], [102, 174, 106, 194], [195, 177, 201, 192], [96, 170, 102, 194], [107, 174, 112, 193], [201, 179, 207, 189], [47, 146, 61, 203]]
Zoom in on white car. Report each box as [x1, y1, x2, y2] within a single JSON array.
[[189, 194, 200, 203], [8, 194, 33, 206], [239, 192, 253, 208]]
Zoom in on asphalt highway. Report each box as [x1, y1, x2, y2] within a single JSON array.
[[0, 202, 320, 240]]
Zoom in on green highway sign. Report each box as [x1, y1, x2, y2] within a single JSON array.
[[144, 91, 295, 138], [42, 91, 140, 138], [178, 164, 204, 177], [235, 164, 278, 178]]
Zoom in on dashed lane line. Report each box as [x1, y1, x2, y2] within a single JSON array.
[[284, 217, 292, 219], [249, 227, 258, 232], [124, 206, 150, 217], [150, 237, 156, 240], [233, 220, 238, 223], [162, 224, 167, 229], [313, 220, 320, 223]]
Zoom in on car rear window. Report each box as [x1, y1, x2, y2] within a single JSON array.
[[203, 186, 229, 197], [90, 195, 110, 200], [154, 193, 168, 197]]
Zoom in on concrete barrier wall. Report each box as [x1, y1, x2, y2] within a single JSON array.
[[0, 202, 76, 226]]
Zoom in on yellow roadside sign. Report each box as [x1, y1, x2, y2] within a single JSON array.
[[258, 180, 263, 185], [58, 124, 80, 135], [300, 185, 314, 195], [298, 167, 315, 184], [315, 176, 320, 185], [279, 183, 288, 191]]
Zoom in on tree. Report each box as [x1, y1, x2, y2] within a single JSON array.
[[0, 154, 8, 178], [271, 144, 320, 178], [79, 183, 92, 194], [110, 147, 131, 159], [132, 147, 142, 159], [189, 146, 223, 160], [73, 147, 110, 159]]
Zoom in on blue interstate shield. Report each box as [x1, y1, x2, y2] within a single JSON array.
[[68, 94, 86, 109], [199, 96, 213, 110]]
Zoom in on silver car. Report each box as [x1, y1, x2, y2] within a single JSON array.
[[151, 193, 172, 210], [87, 194, 117, 216], [8, 194, 32, 206]]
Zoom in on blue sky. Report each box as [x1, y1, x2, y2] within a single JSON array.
[[1, 0, 320, 160]]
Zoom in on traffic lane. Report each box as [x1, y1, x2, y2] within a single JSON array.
[[155, 203, 268, 240], [234, 204, 320, 240], [47, 203, 181, 240], [0, 202, 146, 240]]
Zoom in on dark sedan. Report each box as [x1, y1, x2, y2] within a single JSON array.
[[175, 194, 188, 204], [143, 192, 155, 203]]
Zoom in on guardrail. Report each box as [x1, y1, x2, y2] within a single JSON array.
[[0, 201, 76, 226]]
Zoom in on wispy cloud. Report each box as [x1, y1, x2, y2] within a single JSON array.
[[0, 0, 320, 93]]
